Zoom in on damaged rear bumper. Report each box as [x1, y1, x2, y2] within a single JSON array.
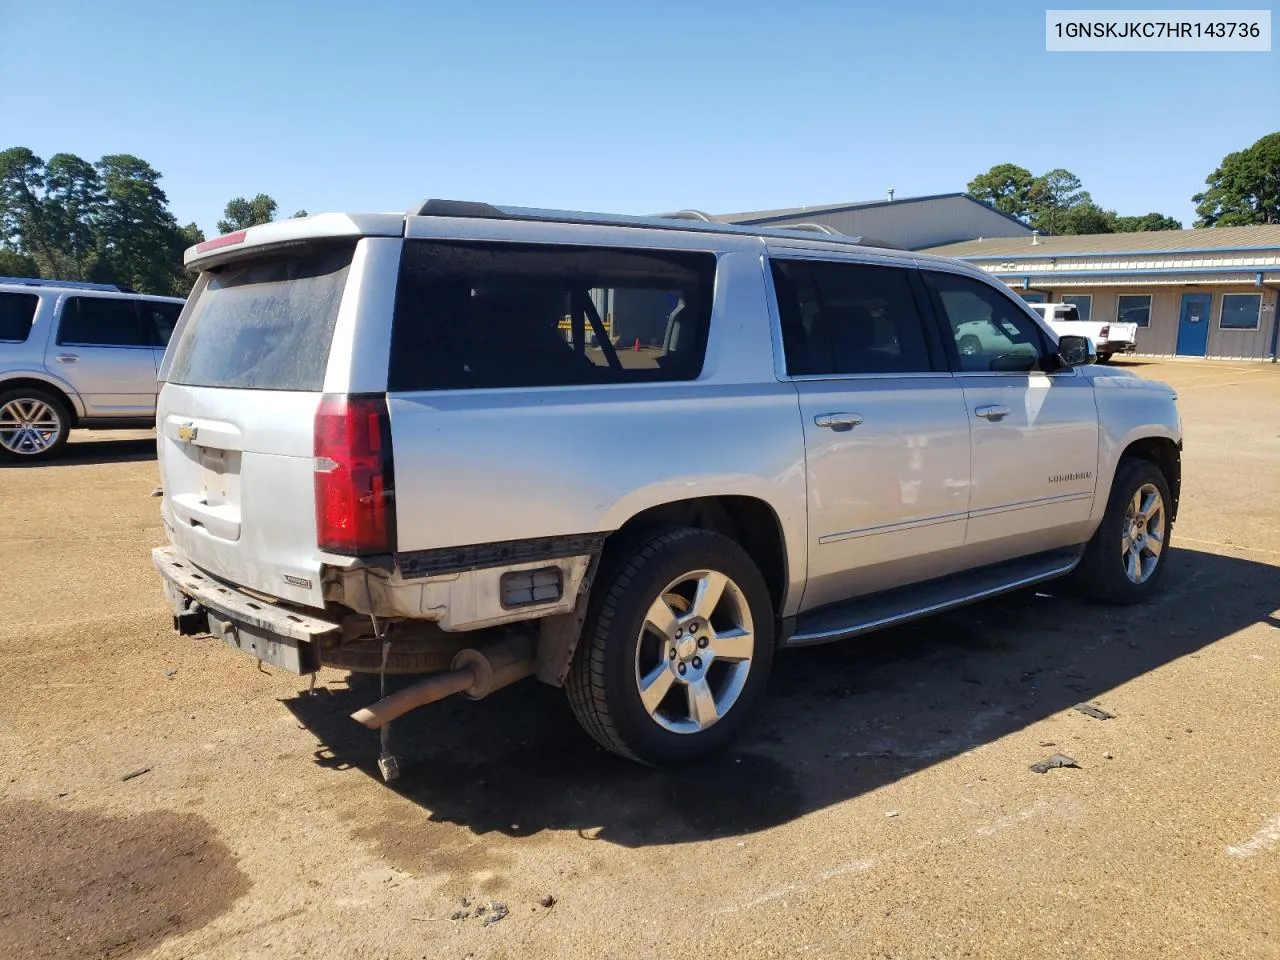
[[153, 545, 337, 674]]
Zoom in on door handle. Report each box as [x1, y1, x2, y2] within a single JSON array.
[[55, 354, 79, 363], [975, 404, 1010, 421], [814, 412, 864, 430]]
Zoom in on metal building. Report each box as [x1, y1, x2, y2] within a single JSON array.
[[716, 193, 1033, 250], [927, 226, 1280, 361]]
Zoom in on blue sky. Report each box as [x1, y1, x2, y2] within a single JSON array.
[[1, 0, 1275, 235]]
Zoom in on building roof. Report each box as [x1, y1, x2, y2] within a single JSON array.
[[718, 192, 991, 224], [926, 224, 1280, 259]]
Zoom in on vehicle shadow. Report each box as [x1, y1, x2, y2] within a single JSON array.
[[5, 437, 156, 468], [282, 547, 1277, 847]]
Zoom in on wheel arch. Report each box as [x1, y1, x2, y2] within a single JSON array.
[[1119, 435, 1181, 521], [0, 375, 83, 424], [606, 495, 792, 618]]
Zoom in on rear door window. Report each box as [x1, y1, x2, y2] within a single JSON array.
[[57, 297, 151, 347], [770, 259, 934, 375], [0, 292, 39, 342], [389, 241, 715, 391], [166, 243, 354, 391]]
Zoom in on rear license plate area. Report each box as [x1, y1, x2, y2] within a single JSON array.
[[198, 449, 234, 506]]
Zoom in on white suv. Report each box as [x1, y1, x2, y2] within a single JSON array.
[[0, 278, 185, 460], [151, 202, 1182, 778]]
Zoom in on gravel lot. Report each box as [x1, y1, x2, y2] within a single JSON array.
[[1, 359, 1277, 960]]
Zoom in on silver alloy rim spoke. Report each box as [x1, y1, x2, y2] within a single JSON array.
[[0, 399, 59, 454], [691, 571, 727, 621], [644, 595, 679, 639], [634, 568, 754, 735], [710, 627, 754, 662], [638, 663, 675, 713], [1121, 482, 1165, 584], [686, 679, 718, 727], [1145, 528, 1163, 556]]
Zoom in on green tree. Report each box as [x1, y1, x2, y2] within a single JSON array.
[[1056, 201, 1117, 235], [43, 153, 102, 280], [0, 146, 194, 294], [1029, 169, 1090, 234], [217, 193, 278, 234], [1114, 212, 1183, 231], [967, 163, 1036, 220], [292, 209, 308, 218], [93, 154, 188, 294], [0, 147, 64, 275], [1193, 132, 1280, 226], [0, 246, 40, 277], [170, 222, 206, 295]]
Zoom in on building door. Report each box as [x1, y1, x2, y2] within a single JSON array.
[[1175, 293, 1212, 357]]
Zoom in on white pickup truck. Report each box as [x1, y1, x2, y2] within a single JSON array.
[[1030, 302, 1138, 363]]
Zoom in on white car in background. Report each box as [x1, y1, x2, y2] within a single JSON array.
[[1029, 302, 1138, 363]]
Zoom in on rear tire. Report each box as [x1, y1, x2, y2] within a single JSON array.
[[0, 387, 71, 462], [565, 527, 774, 765], [1096, 352, 1112, 364], [1075, 458, 1172, 604]]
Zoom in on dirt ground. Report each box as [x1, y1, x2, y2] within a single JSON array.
[[1, 359, 1278, 960]]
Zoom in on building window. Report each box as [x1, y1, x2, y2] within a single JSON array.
[[1062, 295, 1092, 322], [1117, 294, 1152, 328], [1020, 291, 1048, 303], [1219, 293, 1261, 331]]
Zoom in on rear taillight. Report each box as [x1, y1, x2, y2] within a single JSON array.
[[1099, 324, 1110, 338], [314, 394, 395, 555]]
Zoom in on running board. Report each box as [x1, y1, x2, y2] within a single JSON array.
[[784, 548, 1084, 647]]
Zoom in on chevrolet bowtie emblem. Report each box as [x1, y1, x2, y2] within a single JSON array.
[[176, 422, 198, 443]]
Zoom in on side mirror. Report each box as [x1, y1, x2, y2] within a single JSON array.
[[1056, 334, 1096, 368]]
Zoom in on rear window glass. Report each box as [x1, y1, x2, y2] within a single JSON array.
[[166, 244, 354, 391], [0, 292, 38, 342], [389, 241, 716, 391]]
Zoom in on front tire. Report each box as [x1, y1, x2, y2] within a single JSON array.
[[0, 387, 71, 462], [1075, 458, 1173, 603], [565, 527, 774, 765]]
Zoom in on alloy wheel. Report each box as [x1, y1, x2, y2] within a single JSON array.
[[633, 569, 755, 734]]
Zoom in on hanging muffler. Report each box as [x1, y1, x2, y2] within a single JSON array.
[[350, 634, 536, 730]]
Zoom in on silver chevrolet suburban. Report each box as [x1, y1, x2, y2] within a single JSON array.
[[152, 201, 1182, 777]]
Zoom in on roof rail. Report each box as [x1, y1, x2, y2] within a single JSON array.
[[654, 209, 717, 222], [0, 276, 124, 292], [405, 198, 905, 251], [781, 222, 842, 236]]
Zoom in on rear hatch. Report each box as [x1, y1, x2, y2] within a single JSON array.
[[157, 239, 368, 609]]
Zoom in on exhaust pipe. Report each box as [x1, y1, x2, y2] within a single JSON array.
[[350, 634, 536, 729]]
